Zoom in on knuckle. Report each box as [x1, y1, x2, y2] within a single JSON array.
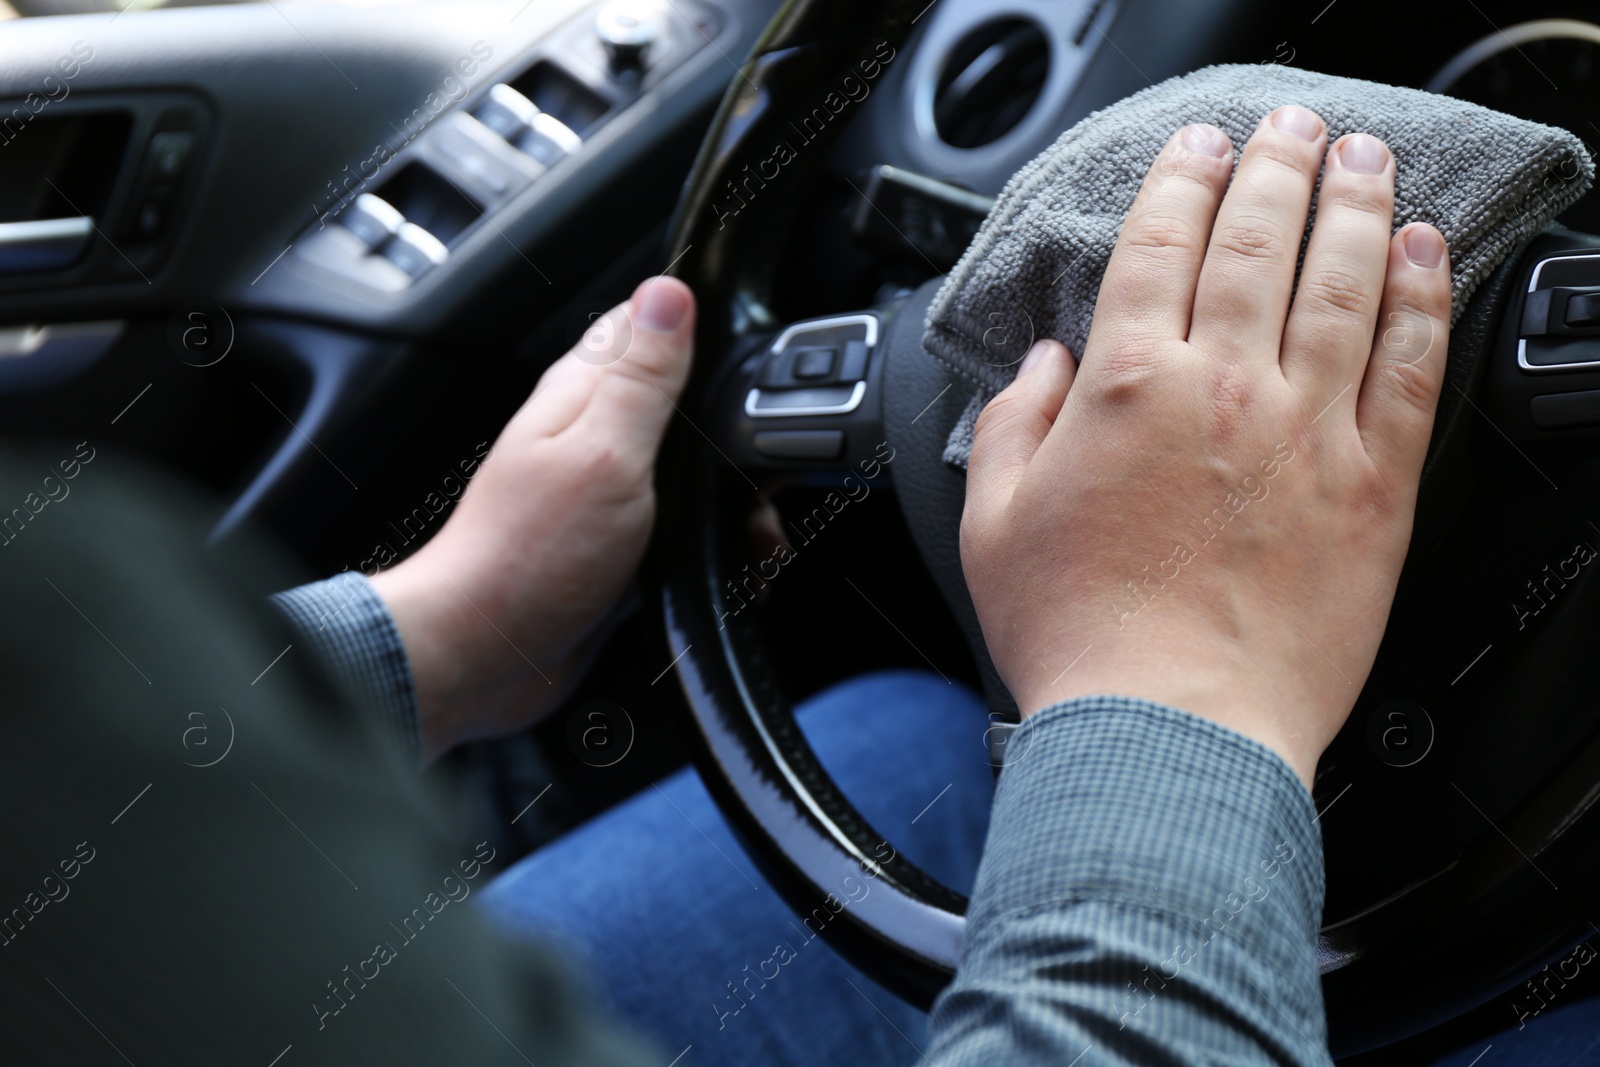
[[1087, 344, 1162, 405], [1299, 266, 1376, 318], [973, 391, 1026, 442], [1202, 363, 1256, 438], [1378, 357, 1438, 414], [1324, 184, 1393, 220], [1250, 138, 1318, 179], [1210, 215, 1285, 264], [1121, 208, 1204, 262], [1376, 303, 1443, 366]]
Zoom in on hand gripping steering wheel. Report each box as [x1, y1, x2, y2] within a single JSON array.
[[653, 0, 1600, 1053]]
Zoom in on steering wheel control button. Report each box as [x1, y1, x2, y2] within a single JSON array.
[[474, 83, 541, 141], [838, 338, 871, 381], [516, 113, 583, 168], [1516, 253, 1600, 371], [753, 430, 844, 460], [339, 194, 405, 251], [1564, 291, 1600, 327], [759, 314, 878, 386], [596, 0, 664, 76], [1531, 389, 1600, 429], [382, 222, 449, 279], [791, 346, 837, 380], [742, 314, 880, 421], [1366, 700, 1435, 768]]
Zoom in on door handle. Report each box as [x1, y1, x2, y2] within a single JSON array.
[[0, 217, 94, 273]]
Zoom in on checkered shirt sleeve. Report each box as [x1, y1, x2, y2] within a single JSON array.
[[930, 695, 1327, 1066], [269, 571, 422, 768]]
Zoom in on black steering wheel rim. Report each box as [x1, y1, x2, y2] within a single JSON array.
[[652, 0, 1600, 1052], [655, 0, 972, 1007]]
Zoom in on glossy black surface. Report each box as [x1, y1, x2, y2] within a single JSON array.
[[657, 0, 975, 1006]]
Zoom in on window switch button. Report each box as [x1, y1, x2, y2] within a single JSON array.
[[516, 114, 583, 167], [792, 347, 837, 380], [382, 222, 449, 279], [474, 83, 540, 141], [340, 194, 405, 250]]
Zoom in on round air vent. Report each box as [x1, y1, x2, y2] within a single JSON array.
[[933, 17, 1050, 150]]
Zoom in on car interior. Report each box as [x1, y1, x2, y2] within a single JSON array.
[[5, 0, 1600, 1060]]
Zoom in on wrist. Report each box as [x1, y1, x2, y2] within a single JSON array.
[[1011, 650, 1322, 790], [367, 555, 478, 759], [369, 544, 587, 760], [369, 550, 515, 758]]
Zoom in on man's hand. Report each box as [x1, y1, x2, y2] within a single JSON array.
[[370, 276, 695, 759], [960, 108, 1451, 787]]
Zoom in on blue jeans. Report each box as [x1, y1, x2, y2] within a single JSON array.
[[479, 670, 1600, 1065], [1417, 992, 1600, 1066], [478, 670, 994, 1067]]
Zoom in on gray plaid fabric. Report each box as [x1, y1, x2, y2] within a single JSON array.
[[270, 571, 423, 767], [930, 696, 1327, 1066]]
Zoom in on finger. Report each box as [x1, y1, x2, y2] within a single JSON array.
[[1280, 133, 1396, 401], [1355, 223, 1450, 476], [1085, 124, 1234, 356], [570, 276, 696, 456], [505, 300, 646, 439], [1187, 105, 1327, 363], [965, 339, 1076, 517]]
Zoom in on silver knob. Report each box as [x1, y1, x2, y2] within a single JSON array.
[[595, 0, 663, 76]]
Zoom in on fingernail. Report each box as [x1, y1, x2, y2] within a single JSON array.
[[635, 277, 689, 332], [1018, 340, 1050, 377], [1181, 123, 1231, 158], [1339, 133, 1389, 175], [1271, 105, 1323, 142], [1403, 225, 1445, 269]]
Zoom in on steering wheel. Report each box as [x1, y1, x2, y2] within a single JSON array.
[[654, 0, 1600, 1054]]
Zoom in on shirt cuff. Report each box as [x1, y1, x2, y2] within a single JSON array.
[[270, 571, 423, 768], [932, 695, 1327, 1063]]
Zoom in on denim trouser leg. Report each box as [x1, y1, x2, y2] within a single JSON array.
[[478, 670, 994, 1067]]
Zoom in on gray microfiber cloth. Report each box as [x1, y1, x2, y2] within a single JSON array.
[[925, 63, 1594, 468]]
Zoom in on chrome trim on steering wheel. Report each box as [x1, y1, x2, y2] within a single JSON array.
[[744, 379, 867, 417]]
